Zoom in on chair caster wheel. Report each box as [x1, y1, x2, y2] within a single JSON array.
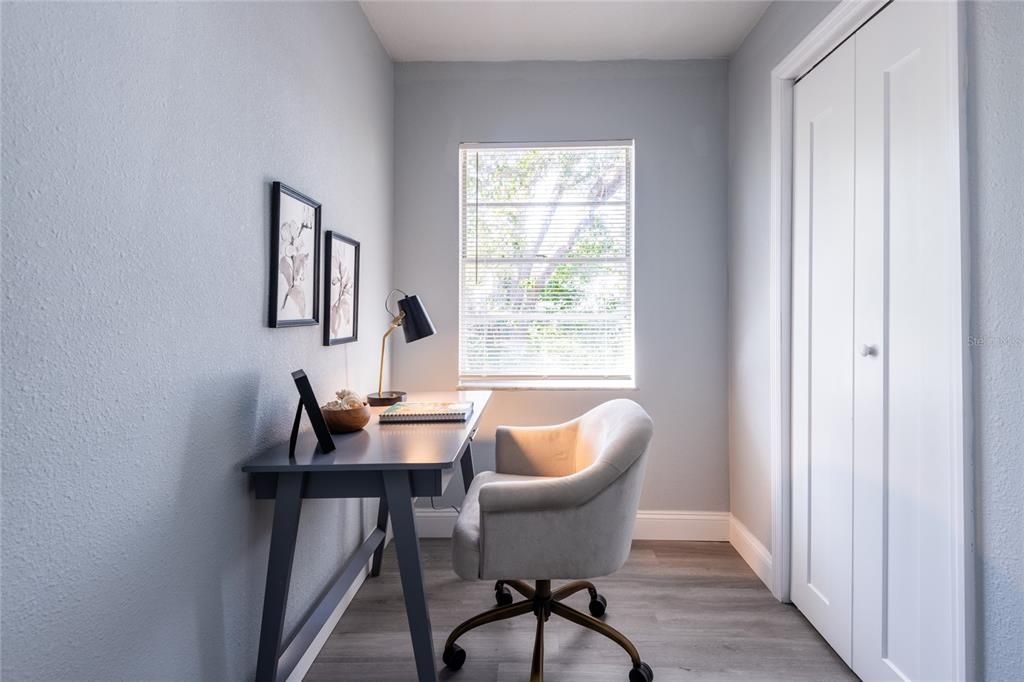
[[495, 584, 514, 606], [589, 593, 608, 617], [629, 662, 654, 682], [443, 643, 466, 670]]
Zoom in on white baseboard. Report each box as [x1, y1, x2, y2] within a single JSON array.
[[728, 515, 773, 589], [414, 508, 731, 541], [414, 507, 460, 538], [634, 510, 730, 540]]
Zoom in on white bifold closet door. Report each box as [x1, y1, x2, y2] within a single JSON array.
[[790, 35, 857, 664], [792, 2, 965, 680]]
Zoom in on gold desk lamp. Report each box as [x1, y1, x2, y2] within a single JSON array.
[[367, 289, 436, 406]]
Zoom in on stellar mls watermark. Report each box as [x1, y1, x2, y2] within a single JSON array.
[[967, 334, 1024, 348]]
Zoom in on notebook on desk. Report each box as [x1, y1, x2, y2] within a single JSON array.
[[379, 401, 474, 423]]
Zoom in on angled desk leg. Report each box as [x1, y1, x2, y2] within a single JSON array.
[[383, 471, 438, 682], [255, 473, 304, 682], [460, 442, 475, 494], [370, 496, 389, 577]]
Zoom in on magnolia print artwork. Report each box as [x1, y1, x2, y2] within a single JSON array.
[[269, 182, 320, 327], [323, 231, 360, 345]]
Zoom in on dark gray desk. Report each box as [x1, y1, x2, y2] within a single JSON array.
[[242, 391, 491, 682]]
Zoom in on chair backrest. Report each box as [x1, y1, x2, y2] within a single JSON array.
[[573, 399, 653, 475]]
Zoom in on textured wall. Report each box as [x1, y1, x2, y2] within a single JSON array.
[[726, 1, 837, 548], [392, 60, 730, 513], [1, 3, 393, 679], [965, 2, 1024, 678]]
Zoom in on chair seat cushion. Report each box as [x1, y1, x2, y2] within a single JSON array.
[[452, 471, 542, 580]]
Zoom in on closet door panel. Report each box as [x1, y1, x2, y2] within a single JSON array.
[[852, 2, 963, 680], [790, 38, 856, 664]]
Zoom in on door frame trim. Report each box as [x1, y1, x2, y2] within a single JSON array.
[[767, 1, 973, 677]]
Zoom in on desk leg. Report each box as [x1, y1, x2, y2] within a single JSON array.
[[460, 442, 476, 494], [255, 473, 304, 682], [383, 471, 438, 682], [370, 496, 389, 577]]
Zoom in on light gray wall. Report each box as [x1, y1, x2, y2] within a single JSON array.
[[1, 3, 393, 679], [726, 1, 837, 548], [965, 3, 1024, 678], [393, 61, 730, 512]]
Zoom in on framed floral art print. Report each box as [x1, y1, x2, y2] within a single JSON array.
[[269, 182, 320, 327], [323, 231, 360, 345]]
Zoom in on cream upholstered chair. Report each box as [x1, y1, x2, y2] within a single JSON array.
[[443, 399, 655, 682]]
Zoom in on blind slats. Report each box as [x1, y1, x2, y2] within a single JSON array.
[[459, 143, 635, 383]]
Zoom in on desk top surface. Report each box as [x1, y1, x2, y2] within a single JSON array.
[[242, 391, 491, 473]]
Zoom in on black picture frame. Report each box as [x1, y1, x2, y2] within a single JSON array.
[[269, 182, 321, 328], [323, 231, 360, 346], [290, 369, 335, 454]]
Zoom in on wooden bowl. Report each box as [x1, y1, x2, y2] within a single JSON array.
[[322, 403, 371, 433]]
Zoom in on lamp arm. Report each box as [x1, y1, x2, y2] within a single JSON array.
[[384, 288, 409, 316], [377, 312, 405, 397]]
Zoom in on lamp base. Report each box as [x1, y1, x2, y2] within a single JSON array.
[[367, 391, 406, 407]]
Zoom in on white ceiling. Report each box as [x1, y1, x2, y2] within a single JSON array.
[[359, 1, 770, 62]]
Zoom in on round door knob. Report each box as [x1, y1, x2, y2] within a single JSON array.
[[860, 344, 878, 357]]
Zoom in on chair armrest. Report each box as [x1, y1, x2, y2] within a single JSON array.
[[478, 463, 617, 514], [495, 421, 579, 477]]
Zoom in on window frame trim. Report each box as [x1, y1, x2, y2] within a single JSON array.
[[456, 140, 637, 390]]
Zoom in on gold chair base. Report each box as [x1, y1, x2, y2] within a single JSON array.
[[441, 580, 653, 682]]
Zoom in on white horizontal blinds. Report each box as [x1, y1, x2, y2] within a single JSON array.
[[459, 143, 635, 381]]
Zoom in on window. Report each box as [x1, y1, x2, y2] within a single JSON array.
[[458, 141, 635, 389]]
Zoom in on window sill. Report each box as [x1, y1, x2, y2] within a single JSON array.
[[457, 379, 636, 391]]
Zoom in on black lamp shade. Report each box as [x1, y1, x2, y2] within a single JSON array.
[[397, 295, 436, 343]]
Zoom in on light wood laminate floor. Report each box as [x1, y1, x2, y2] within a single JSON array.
[[307, 540, 855, 681]]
